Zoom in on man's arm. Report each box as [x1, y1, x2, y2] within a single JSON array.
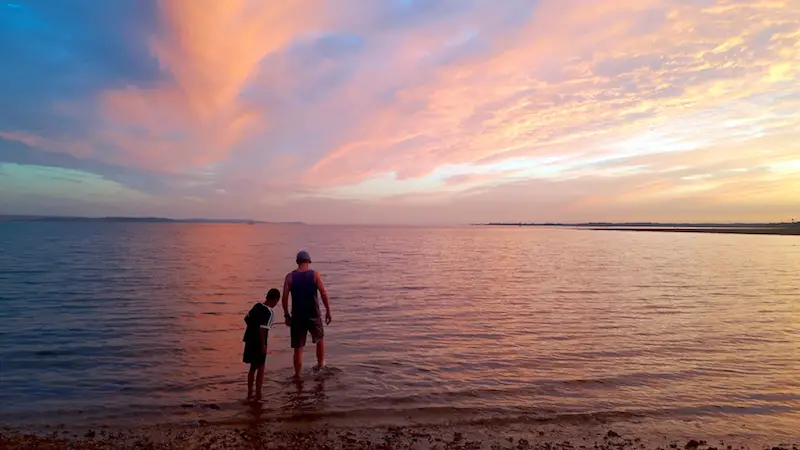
[[315, 271, 332, 324], [282, 273, 292, 326]]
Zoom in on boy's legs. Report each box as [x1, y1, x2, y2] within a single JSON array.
[[247, 366, 257, 399], [255, 363, 266, 399]]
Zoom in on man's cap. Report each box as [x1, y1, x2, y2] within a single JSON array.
[[296, 250, 311, 263]]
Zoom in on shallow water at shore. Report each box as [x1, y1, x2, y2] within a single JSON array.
[[1, 222, 798, 441]]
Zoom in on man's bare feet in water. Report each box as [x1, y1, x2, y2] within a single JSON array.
[[246, 390, 263, 402]]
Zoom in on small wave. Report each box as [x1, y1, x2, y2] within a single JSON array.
[[186, 402, 800, 430]]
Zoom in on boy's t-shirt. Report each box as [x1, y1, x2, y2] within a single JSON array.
[[243, 303, 275, 346]]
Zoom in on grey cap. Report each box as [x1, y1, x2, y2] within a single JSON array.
[[296, 250, 311, 263]]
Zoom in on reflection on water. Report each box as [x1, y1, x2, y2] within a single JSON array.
[[0, 222, 798, 440], [284, 376, 330, 414]]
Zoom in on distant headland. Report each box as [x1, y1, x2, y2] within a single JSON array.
[[472, 221, 800, 236], [0, 215, 305, 225]]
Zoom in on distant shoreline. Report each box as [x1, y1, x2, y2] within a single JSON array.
[[473, 222, 800, 236], [584, 226, 800, 236], [474, 221, 797, 228], [0, 215, 305, 225]]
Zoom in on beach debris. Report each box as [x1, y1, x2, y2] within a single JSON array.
[[607, 430, 620, 438], [1, 426, 798, 450]]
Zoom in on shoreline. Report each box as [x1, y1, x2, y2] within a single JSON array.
[[583, 227, 800, 236], [3, 419, 799, 450], [473, 223, 800, 236]]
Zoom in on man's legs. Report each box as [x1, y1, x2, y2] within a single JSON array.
[[311, 319, 326, 370], [315, 339, 325, 369], [291, 320, 308, 378], [293, 348, 303, 378]]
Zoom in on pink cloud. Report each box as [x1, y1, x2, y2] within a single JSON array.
[[4, 0, 800, 224], [299, 0, 800, 191], [442, 170, 523, 186]]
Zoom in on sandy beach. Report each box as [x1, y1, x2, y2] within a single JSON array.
[[3, 420, 799, 450]]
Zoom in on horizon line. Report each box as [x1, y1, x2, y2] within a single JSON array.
[[0, 214, 797, 227]]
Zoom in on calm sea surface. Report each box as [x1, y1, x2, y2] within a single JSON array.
[[0, 222, 798, 438]]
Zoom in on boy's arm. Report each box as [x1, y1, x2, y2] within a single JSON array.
[[259, 328, 268, 354], [244, 305, 255, 324], [258, 309, 273, 354], [315, 271, 332, 324], [281, 273, 292, 326]]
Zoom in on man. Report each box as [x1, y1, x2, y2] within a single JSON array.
[[282, 250, 332, 378]]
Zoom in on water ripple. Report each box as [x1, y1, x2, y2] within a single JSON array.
[[0, 222, 798, 438]]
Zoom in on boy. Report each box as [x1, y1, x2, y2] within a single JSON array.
[[243, 288, 279, 400]]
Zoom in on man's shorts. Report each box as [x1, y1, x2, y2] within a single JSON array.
[[291, 316, 324, 349]]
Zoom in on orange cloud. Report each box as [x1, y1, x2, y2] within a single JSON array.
[[94, 0, 328, 170]]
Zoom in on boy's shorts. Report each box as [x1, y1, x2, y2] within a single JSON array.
[[290, 316, 324, 349], [243, 342, 266, 367]]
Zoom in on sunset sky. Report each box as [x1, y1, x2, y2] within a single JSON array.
[[1, 0, 799, 224]]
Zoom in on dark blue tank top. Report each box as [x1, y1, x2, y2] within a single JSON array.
[[290, 270, 319, 319]]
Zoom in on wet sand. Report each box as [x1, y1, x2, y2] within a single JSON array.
[[3, 422, 798, 450], [586, 227, 800, 236]]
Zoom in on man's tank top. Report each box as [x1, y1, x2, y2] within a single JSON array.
[[290, 270, 320, 320]]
